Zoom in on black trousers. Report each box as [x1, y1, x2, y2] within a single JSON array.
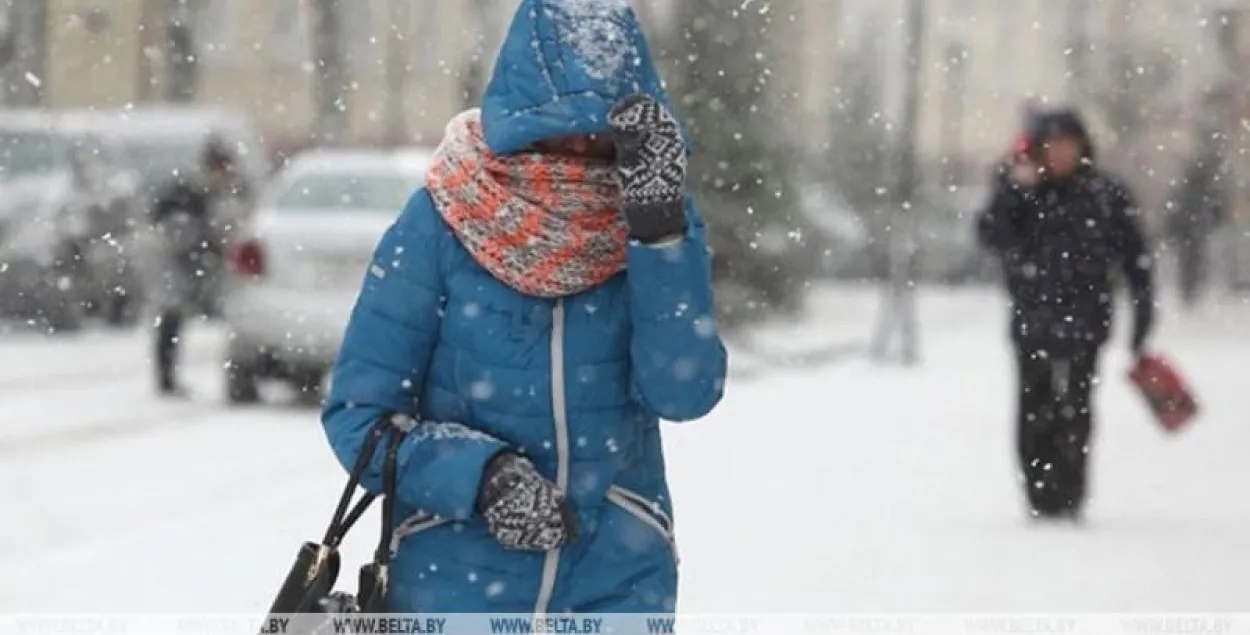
[[154, 309, 184, 392], [1015, 345, 1100, 516]]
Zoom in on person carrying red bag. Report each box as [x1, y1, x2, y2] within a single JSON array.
[[978, 108, 1156, 521]]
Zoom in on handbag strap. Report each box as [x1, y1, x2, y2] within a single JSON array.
[[322, 421, 391, 547], [374, 426, 403, 563]]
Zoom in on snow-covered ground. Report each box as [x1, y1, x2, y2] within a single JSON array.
[[1, 285, 1248, 613]]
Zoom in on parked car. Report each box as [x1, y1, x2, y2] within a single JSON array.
[[221, 147, 434, 404], [0, 112, 147, 331]]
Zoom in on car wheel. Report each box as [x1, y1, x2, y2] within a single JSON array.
[[225, 358, 262, 405]]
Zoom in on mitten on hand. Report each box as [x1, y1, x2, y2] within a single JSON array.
[[476, 453, 578, 551], [607, 94, 689, 244]]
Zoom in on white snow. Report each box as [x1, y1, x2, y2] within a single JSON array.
[[0, 285, 1248, 612], [548, 0, 634, 83]]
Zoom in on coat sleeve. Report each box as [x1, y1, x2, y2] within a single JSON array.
[[1109, 182, 1156, 343], [322, 191, 508, 521], [625, 197, 728, 422], [977, 168, 1027, 257]]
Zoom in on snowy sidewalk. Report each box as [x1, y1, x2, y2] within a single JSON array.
[[1, 287, 1248, 612]]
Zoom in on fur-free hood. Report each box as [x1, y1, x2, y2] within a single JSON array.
[[1027, 108, 1097, 162], [479, 0, 688, 156]]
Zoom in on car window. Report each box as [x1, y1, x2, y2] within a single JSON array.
[[0, 129, 65, 179], [122, 134, 262, 189], [272, 171, 420, 211], [122, 139, 203, 188]]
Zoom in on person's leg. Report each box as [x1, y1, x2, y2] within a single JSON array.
[[1053, 347, 1099, 515], [1016, 346, 1059, 515], [155, 308, 184, 394]]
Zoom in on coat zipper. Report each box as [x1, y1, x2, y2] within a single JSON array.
[[534, 298, 568, 616]]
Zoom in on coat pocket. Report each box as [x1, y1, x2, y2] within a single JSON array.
[[606, 485, 678, 565], [389, 512, 452, 557]]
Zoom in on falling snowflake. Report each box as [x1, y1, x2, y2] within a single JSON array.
[[693, 316, 717, 340], [470, 380, 495, 401], [673, 358, 697, 382]]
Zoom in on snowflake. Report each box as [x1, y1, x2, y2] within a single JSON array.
[[470, 380, 495, 401]]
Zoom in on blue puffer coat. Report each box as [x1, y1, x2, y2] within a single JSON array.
[[321, 0, 727, 616]]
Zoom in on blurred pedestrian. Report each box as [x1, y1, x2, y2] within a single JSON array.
[[1166, 135, 1227, 307], [977, 108, 1156, 521], [148, 139, 244, 397], [321, 0, 726, 616]]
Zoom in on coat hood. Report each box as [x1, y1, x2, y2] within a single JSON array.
[[1027, 108, 1097, 162], [480, 0, 685, 156]]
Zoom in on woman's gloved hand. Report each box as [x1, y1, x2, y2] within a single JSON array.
[[607, 93, 689, 244], [476, 452, 578, 551]]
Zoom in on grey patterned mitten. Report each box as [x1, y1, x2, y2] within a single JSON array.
[[476, 453, 578, 551], [607, 94, 689, 244]]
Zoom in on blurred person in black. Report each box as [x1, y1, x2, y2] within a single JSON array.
[[1166, 133, 1228, 307], [148, 140, 245, 397], [977, 108, 1156, 521]]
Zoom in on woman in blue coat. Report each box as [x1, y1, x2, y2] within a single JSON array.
[[321, 0, 727, 616]]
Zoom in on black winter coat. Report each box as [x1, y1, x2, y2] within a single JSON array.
[[145, 177, 245, 313], [977, 165, 1154, 356]]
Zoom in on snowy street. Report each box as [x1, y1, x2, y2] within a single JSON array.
[[0, 284, 1247, 613]]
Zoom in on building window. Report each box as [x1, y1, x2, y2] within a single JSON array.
[[269, 0, 309, 67], [343, 0, 377, 75], [193, 0, 235, 65], [409, 0, 441, 76]]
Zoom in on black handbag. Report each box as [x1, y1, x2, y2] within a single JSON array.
[[262, 421, 405, 630]]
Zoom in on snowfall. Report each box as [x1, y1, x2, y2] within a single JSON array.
[[0, 283, 1247, 614]]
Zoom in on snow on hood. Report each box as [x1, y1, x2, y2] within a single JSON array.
[[479, 0, 686, 156], [553, 0, 632, 82]]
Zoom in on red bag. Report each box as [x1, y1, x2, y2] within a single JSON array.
[[1128, 354, 1199, 433]]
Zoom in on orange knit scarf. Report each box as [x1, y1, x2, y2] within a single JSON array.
[[426, 110, 627, 298]]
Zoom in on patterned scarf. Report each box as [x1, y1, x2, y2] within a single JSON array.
[[426, 109, 627, 298]]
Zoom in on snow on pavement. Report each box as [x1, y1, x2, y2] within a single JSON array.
[[1, 287, 1248, 613]]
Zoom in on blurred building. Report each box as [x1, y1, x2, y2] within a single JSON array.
[[837, 0, 1231, 229], [29, 0, 851, 157], [12, 0, 1236, 191], [39, 0, 492, 150]]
